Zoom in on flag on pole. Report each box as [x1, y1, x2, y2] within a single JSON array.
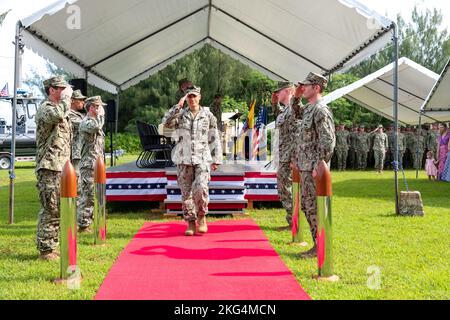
[[0, 83, 9, 97], [247, 99, 256, 160], [236, 99, 256, 160], [252, 106, 268, 160], [247, 99, 256, 129]]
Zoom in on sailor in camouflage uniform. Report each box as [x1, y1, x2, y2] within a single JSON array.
[[335, 124, 350, 171], [404, 126, 415, 168], [355, 125, 370, 170], [292, 73, 335, 258], [370, 125, 389, 173], [69, 90, 86, 175], [397, 127, 407, 168], [271, 82, 300, 227], [412, 128, 425, 170], [35, 76, 73, 260], [162, 86, 222, 236], [78, 96, 106, 232], [348, 126, 358, 169], [386, 125, 393, 168]]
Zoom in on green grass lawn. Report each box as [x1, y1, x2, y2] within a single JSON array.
[[0, 155, 449, 300]]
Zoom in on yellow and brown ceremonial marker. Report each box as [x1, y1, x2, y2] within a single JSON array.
[[291, 167, 308, 246], [55, 160, 78, 284], [314, 160, 339, 282], [94, 157, 107, 246]]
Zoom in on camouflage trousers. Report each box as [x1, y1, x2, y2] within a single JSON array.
[[357, 151, 369, 170], [177, 164, 211, 222], [276, 161, 293, 225], [399, 151, 405, 168], [348, 148, 357, 169], [36, 169, 61, 253], [374, 149, 386, 171], [72, 159, 81, 212], [336, 149, 348, 170], [300, 171, 318, 245], [412, 150, 424, 170], [389, 150, 405, 168], [78, 167, 95, 228]]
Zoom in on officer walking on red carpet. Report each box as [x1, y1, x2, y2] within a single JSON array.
[[292, 73, 336, 258], [162, 86, 222, 236]]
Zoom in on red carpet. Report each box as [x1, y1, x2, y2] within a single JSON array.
[[95, 219, 310, 300]]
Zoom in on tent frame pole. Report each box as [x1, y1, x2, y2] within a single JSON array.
[[115, 87, 120, 135], [9, 21, 22, 225], [392, 23, 400, 215], [416, 113, 423, 179]]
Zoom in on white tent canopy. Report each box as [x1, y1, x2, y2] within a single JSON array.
[[421, 57, 450, 122], [322, 57, 440, 125], [19, 0, 393, 94]]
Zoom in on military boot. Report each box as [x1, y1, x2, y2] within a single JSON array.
[[38, 250, 59, 261], [78, 225, 93, 234], [185, 220, 197, 236], [299, 245, 317, 259], [198, 216, 208, 233]]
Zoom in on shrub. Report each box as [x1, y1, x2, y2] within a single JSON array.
[[105, 133, 141, 154]]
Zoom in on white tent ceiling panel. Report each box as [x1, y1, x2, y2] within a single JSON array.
[[209, 9, 315, 81], [212, 0, 392, 73], [20, 0, 393, 92], [120, 40, 208, 90], [22, 28, 85, 78], [94, 10, 209, 85], [208, 40, 285, 81], [422, 58, 450, 121], [26, 0, 208, 66]]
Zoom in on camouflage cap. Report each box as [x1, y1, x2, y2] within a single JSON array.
[[275, 81, 294, 92], [43, 75, 71, 89], [298, 72, 328, 89], [185, 86, 201, 96], [84, 96, 107, 111], [359, 124, 365, 128], [377, 124, 383, 129], [72, 89, 87, 100]]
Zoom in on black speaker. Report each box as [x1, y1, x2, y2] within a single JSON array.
[[106, 100, 116, 123], [69, 78, 87, 96]]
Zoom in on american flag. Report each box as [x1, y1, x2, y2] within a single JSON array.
[[251, 106, 267, 160], [0, 83, 8, 97]]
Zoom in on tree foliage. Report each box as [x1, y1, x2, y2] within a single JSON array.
[[351, 6, 449, 77]]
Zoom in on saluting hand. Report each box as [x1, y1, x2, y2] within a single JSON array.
[[61, 86, 73, 100], [271, 92, 279, 106], [178, 94, 187, 109], [98, 105, 105, 116], [211, 163, 220, 171], [294, 84, 305, 99]]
